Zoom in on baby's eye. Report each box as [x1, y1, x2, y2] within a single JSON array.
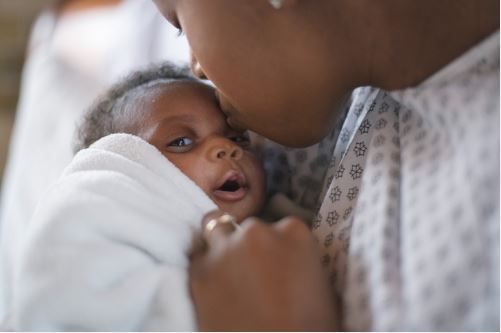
[[169, 137, 192, 146], [167, 137, 193, 152]]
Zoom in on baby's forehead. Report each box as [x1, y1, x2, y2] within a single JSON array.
[[124, 79, 226, 127], [127, 80, 217, 115], [145, 80, 216, 104], [138, 79, 214, 100]]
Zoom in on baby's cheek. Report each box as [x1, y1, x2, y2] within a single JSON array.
[[249, 157, 266, 206], [169, 156, 213, 195], [252, 157, 266, 189]]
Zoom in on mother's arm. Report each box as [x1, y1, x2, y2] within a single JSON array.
[[190, 211, 339, 331]]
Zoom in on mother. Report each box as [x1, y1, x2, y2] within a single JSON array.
[[153, 0, 499, 331]]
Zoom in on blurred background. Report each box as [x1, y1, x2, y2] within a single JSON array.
[[0, 0, 53, 185], [0, 0, 193, 183]]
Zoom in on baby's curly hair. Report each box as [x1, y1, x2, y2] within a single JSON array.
[[74, 62, 197, 153]]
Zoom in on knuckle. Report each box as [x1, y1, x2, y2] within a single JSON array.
[[241, 217, 266, 234], [277, 216, 312, 240], [201, 209, 224, 226], [240, 217, 274, 245]]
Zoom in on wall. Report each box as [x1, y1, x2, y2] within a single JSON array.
[[0, 0, 53, 185]]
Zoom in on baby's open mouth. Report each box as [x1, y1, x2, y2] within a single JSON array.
[[218, 179, 241, 192], [213, 171, 248, 201]]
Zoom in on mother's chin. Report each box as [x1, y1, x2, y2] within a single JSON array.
[[228, 100, 344, 149], [217, 90, 338, 148], [249, 117, 336, 148]]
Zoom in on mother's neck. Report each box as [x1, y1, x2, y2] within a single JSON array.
[[354, 0, 499, 90]]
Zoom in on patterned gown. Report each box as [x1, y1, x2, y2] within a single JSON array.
[[259, 31, 499, 331]]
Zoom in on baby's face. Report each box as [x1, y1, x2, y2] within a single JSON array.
[[132, 81, 265, 221]]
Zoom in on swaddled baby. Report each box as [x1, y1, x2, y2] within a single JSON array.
[[11, 63, 275, 330], [75, 63, 266, 222]]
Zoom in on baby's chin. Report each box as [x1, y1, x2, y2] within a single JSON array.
[[217, 207, 252, 224], [215, 200, 262, 224]]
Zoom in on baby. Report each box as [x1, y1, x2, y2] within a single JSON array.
[[11, 63, 273, 331], [75, 63, 266, 223]]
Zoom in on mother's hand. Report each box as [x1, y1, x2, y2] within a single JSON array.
[[189, 210, 338, 331]]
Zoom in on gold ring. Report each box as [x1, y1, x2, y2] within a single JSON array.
[[205, 213, 240, 237]]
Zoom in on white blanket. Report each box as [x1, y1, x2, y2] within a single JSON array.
[[11, 133, 216, 331]]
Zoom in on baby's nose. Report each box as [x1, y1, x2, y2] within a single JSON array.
[[209, 138, 243, 161]]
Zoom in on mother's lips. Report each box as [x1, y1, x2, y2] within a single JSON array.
[[216, 91, 247, 132], [226, 116, 247, 133]]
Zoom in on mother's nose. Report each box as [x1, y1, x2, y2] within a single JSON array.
[[207, 137, 243, 161]]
